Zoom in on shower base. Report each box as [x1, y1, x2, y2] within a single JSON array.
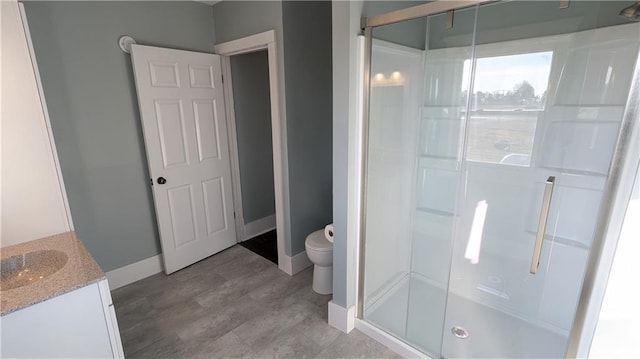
[[364, 274, 568, 358]]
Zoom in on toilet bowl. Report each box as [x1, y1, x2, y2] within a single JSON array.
[[305, 229, 333, 294]]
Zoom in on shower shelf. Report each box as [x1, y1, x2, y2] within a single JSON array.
[[523, 230, 590, 250], [550, 103, 628, 108], [418, 154, 458, 160], [415, 207, 454, 217], [537, 166, 608, 178]]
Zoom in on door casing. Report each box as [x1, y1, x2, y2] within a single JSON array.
[[214, 30, 291, 274]]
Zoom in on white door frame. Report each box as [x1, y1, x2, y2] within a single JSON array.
[[214, 30, 288, 272]]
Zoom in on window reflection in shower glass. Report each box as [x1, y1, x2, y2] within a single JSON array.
[[464, 52, 553, 166]]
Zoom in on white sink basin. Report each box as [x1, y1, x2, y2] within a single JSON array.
[[1, 250, 68, 290]]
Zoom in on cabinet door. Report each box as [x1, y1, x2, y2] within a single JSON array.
[[1, 283, 113, 358], [99, 279, 125, 358]]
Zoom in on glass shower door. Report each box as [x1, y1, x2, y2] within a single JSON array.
[[361, 18, 429, 349], [361, 7, 477, 358], [440, 1, 640, 358]]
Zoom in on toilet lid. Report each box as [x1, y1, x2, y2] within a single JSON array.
[[305, 230, 332, 252]]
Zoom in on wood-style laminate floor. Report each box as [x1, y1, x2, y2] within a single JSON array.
[[111, 245, 401, 359]]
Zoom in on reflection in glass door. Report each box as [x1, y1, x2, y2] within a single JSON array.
[[360, 1, 640, 358]]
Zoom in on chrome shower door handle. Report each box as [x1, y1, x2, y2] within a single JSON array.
[[530, 176, 556, 274]]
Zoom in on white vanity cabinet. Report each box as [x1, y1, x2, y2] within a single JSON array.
[[0, 279, 124, 358]]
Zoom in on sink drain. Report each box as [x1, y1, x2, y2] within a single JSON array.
[[451, 326, 470, 339]]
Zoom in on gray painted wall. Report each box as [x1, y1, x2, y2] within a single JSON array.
[[366, 1, 427, 50], [230, 50, 276, 224], [282, 0, 333, 256], [213, 1, 333, 256], [22, 1, 215, 271], [213, 0, 284, 45], [428, 1, 633, 49], [367, 1, 634, 52], [212, 0, 295, 254]]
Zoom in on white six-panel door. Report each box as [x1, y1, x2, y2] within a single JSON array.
[[130, 44, 236, 274]]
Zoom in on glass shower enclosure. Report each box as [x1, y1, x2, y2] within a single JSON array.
[[359, 1, 640, 358]]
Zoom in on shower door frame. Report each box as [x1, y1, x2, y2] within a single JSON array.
[[354, 1, 640, 358]]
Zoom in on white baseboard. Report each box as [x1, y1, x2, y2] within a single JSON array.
[[106, 254, 163, 290], [243, 214, 276, 241], [328, 300, 355, 333], [279, 250, 313, 276], [291, 250, 312, 273]]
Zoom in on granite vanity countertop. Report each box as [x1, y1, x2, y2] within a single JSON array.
[[0, 232, 105, 316]]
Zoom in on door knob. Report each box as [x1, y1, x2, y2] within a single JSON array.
[[157, 177, 167, 185]]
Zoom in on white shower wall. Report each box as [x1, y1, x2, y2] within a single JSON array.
[[363, 39, 424, 304]]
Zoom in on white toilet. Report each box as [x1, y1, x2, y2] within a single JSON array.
[[305, 229, 333, 294]]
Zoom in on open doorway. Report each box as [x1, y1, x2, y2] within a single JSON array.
[[215, 30, 287, 270], [229, 50, 277, 264]]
